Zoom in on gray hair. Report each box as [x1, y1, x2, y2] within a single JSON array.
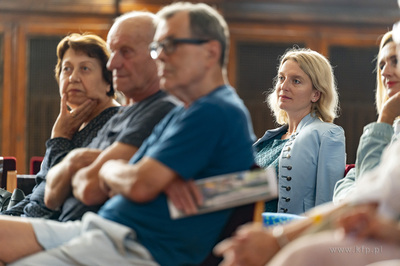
[[156, 2, 229, 68], [109, 11, 158, 43]]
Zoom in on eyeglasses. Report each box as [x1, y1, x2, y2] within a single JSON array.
[[149, 38, 210, 59]]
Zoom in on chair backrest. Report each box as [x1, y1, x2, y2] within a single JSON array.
[[30, 156, 44, 175], [16, 175, 36, 195], [344, 164, 355, 176], [199, 203, 255, 266], [0, 157, 17, 189]]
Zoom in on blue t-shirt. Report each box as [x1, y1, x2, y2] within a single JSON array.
[[99, 85, 255, 266]]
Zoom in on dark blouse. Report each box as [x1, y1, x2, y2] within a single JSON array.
[[254, 131, 287, 212]]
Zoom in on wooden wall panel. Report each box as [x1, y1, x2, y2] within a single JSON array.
[[0, 0, 397, 171], [0, 0, 116, 15], [20, 21, 111, 173], [1, 24, 15, 159], [0, 13, 113, 173], [229, 21, 388, 163]]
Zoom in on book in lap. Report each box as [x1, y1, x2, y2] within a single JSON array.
[[167, 167, 278, 219]]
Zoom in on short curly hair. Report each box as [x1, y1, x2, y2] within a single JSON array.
[[54, 33, 114, 97]]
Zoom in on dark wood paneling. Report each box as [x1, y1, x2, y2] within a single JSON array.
[[0, 12, 113, 173], [1, 0, 397, 26], [231, 21, 385, 164], [0, 0, 116, 15], [0, 32, 3, 153], [221, 2, 397, 26], [0, 0, 396, 171], [27, 37, 61, 163], [1, 24, 16, 162]]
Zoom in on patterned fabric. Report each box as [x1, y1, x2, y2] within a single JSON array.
[[2, 107, 119, 217], [254, 132, 287, 212], [37, 107, 120, 184], [254, 132, 287, 173], [262, 212, 305, 227]]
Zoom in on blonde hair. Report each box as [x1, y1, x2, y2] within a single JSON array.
[[268, 47, 339, 125], [375, 31, 393, 114]]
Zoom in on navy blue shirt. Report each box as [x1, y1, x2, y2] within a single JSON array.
[[99, 85, 255, 266]]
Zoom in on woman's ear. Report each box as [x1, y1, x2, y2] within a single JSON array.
[[312, 90, 321, 102]]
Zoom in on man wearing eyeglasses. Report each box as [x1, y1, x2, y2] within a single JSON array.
[[4, 11, 180, 224], [0, 2, 255, 265]]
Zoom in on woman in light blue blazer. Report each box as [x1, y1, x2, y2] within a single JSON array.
[[334, 31, 400, 203], [254, 47, 346, 215]]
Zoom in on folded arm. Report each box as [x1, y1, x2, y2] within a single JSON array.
[[71, 142, 138, 206], [45, 148, 102, 210], [99, 156, 178, 203]]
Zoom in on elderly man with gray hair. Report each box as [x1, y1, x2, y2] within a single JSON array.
[[0, 2, 255, 265]]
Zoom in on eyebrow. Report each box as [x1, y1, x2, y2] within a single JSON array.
[[379, 55, 397, 65], [291, 75, 305, 80], [62, 60, 96, 65], [279, 72, 306, 80]]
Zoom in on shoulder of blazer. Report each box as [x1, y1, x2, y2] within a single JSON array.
[[253, 125, 287, 147], [301, 118, 342, 134]]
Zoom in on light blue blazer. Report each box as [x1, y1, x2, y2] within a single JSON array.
[[334, 119, 399, 203], [254, 114, 346, 214]]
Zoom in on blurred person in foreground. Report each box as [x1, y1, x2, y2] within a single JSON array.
[[0, 2, 255, 265], [215, 29, 400, 266], [334, 30, 400, 203]]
